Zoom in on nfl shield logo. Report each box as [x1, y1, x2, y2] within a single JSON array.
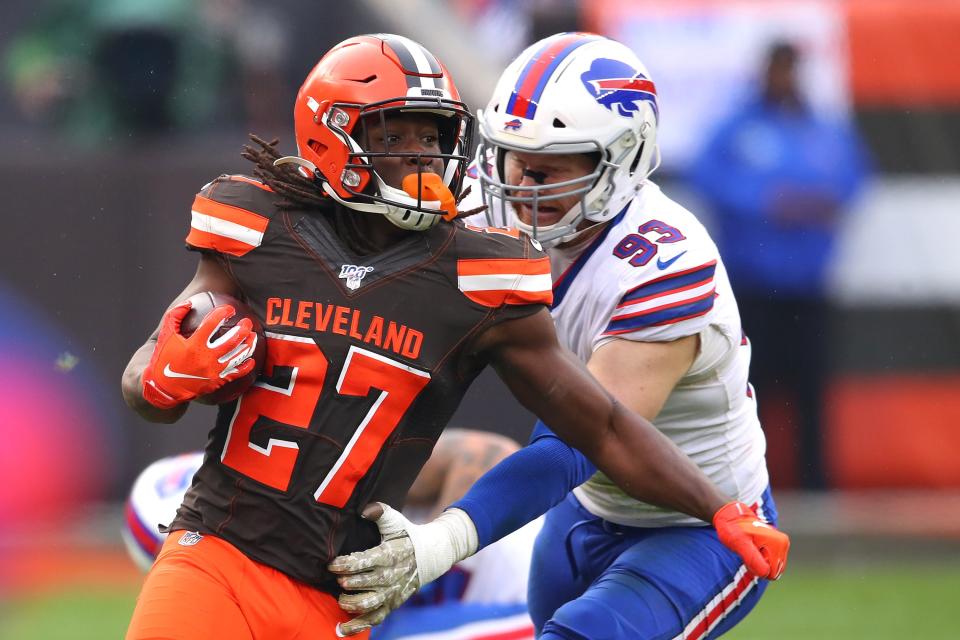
[[339, 265, 374, 291], [178, 531, 203, 546]]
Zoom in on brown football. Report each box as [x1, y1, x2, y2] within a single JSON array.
[[180, 291, 266, 405]]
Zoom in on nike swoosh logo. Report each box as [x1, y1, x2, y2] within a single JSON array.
[[163, 364, 208, 380], [656, 251, 687, 270], [752, 521, 773, 529]]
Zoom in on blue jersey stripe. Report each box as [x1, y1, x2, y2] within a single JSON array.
[[605, 294, 715, 333], [552, 204, 630, 309], [619, 262, 717, 305]]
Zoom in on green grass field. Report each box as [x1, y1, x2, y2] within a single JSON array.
[[730, 564, 958, 639], [2, 564, 957, 639]]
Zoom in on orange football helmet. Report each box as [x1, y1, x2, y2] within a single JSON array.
[[277, 34, 473, 231]]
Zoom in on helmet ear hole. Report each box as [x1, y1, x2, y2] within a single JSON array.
[[493, 103, 500, 112], [552, 118, 567, 128], [309, 140, 328, 156], [628, 142, 645, 176]]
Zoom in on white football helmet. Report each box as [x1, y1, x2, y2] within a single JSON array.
[[121, 452, 203, 571], [477, 33, 660, 246]]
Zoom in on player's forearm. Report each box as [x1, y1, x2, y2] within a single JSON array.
[[453, 429, 596, 548], [122, 342, 188, 424], [596, 401, 727, 522], [434, 433, 516, 518], [527, 376, 727, 522]]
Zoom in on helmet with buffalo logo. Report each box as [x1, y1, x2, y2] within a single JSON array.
[[277, 34, 473, 231], [121, 452, 203, 571], [476, 33, 659, 246]]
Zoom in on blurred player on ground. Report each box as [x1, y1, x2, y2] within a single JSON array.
[[120, 32, 779, 640], [331, 33, 789, 640], [122, 431, 539, 639]]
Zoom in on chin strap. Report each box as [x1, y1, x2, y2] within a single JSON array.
[[273, 155, 318, 175], [555, 220, 607, 247], [274, 155, 453, 232], [332, 177, 444, 232]]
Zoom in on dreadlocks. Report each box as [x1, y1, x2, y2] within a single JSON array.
[[241, 135, 328, 211], [242, 134, 386, 255], [240, 133, 485, 255]]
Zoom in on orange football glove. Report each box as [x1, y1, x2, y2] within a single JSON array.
[[713, 501, 789, 580], [141, 301, 257, 409]]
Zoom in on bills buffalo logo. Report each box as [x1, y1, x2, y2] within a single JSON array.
[[153, 457, 197, 498], [581, 58, 658, 119], [503, 118, 523, 131], [339, 264, 374, 290]]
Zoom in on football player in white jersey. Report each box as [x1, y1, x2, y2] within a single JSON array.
[[329, 33, 790, 640]]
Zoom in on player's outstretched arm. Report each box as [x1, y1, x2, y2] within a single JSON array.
[[329, 311, 787, 635], [396, 333, 698, 554], [486, 318, 788, 579], [121, 253, 244, 423], [477, 309, 727, 522], [329, 311, 789, 634]]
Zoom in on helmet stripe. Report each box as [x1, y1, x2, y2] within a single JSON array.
[[506, 33, 599, 119], [378, 33, 441, 90], [409, 38, 443, 75]]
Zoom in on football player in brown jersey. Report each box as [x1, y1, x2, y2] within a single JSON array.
[[122, 34, 775, 640]]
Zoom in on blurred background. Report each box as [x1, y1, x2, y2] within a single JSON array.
[[1, 0, 958, 637]]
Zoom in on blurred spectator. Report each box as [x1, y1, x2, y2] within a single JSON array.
[[528, 0, 581, 43], [4, 0, 287, 145], [451, 0, 533, 63], [689, 41, 870, 489], [451, 0, 581, 64]]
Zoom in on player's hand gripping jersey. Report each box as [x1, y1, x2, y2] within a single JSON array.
[[544, 181, 770, 527], [174, 174, 551, 592]]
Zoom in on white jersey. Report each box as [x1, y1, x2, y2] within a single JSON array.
[[466, 181, 769, 527], [456, 517, 540, 604]]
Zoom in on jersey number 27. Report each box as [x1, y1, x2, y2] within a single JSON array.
[[220, 333, 430, 507]]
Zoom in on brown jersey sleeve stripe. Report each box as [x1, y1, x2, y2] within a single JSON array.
[[186, 195, 270, 256], [457, 256, 551, 276], [456, 257, 553, 307], [462, 288, 553, 307]]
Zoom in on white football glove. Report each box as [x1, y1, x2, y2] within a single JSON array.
[[328, 503, 479, 636]]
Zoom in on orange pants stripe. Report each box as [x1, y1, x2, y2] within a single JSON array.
[[126, 530, 368, 640]]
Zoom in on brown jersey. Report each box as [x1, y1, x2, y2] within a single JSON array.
[[170, 174, 551, 592]]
